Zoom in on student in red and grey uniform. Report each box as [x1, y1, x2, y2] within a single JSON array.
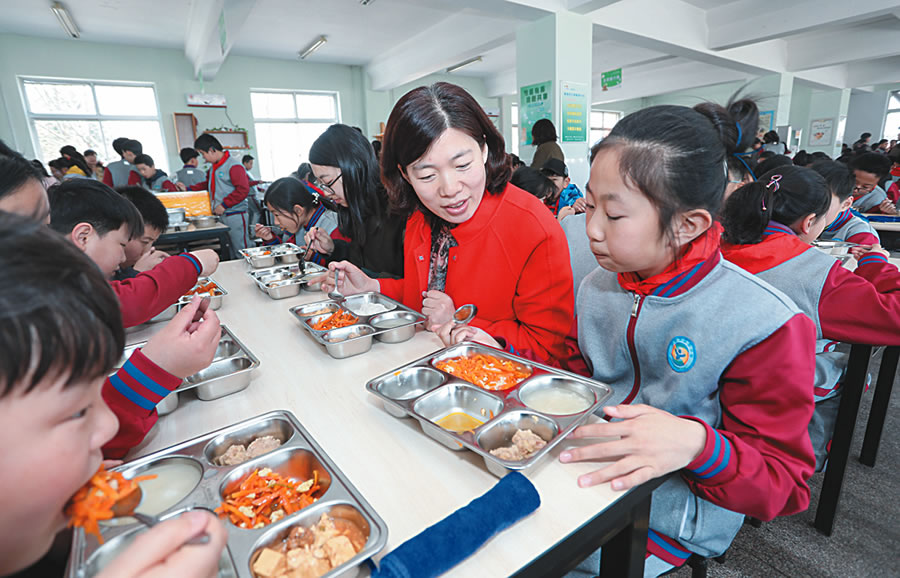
[[176, 147, 208, 188], [850, 152, 896, 214], [102, 137, 142, 188], [254, 177, 338, 266], [812, 160, 880, 247], [722, 165, 900, 470], [184, 133, 251, 254], [443, 102, 817, 577], [134, 153, 178, 192]]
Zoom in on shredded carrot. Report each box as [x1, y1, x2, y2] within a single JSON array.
[[435, 353, 532, 391], [185, 281, 219, 296], [66, 466, 157, 544], [310, 310, 358, 331], [215, 468, 322, 529]]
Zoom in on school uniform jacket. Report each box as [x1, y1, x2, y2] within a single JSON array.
[[853, 185, 888, 213], [142, 169, 177, 192], [176, 166, 207, 188], [380, 183, 575, 362], [189, 151, 249, 212], [264, 204, 339, 266], [820, 209, 880, 245], [102, 349, 181, 458], [110, 253, 202, 328], [103, 159, 141, 188], [574, 228, 816, 565]]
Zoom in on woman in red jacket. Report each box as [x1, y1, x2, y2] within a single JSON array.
[[320, 83, 574, 362]]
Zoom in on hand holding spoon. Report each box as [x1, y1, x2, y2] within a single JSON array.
[[111, 486, 209, 545]]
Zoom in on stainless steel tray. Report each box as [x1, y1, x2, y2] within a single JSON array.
[[290, 293, 426, 359], [115, 325, 259, 414], [65, 411, 388, 578], [148, 277, 227, 323], [247, 262, 328, 299], [366, 342, 613, 477], [240, 243, 304, 268]]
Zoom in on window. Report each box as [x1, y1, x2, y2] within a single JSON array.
[[250, 90, 340, 181], [884, 91, 900, 143], [590, 110, 621, 146], [22, 79, 169, 172], [510, 104, 519, 157]]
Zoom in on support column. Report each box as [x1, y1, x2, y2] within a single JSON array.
[[516, 11, 593, 188]]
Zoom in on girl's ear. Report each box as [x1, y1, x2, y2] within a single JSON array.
[[670, 208, 713, 249], [70, 222, 94, 250], [798, 213, 818, 236], [841, 196, 854, 211]]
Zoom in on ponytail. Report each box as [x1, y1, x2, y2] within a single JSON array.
[[264, 177, 327, 216], [723, 165, 830, 245]]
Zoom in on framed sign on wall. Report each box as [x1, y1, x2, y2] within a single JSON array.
[[809, 118, 835, 147]]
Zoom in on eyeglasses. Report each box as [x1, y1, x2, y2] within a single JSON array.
[[313, 172, 342, 195], [853, 183, 876, 194]]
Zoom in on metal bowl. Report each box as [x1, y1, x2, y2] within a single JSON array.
[[166, 207, 186, 225], [189, 215, 218, 229], [370, 311, 419, 343]]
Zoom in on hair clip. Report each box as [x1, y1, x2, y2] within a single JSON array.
[[766, 174, 782, 192], [735, 122, 742, 144]]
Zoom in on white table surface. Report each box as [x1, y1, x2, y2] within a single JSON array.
[[870, 220, 900, 232], [126, 260, 626, 577]]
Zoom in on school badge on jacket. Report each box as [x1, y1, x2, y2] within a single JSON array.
[[667, 336, 696, 372]]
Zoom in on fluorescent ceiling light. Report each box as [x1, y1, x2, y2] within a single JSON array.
[[298, 36, 327, 60], [360, 0, 376, 5], [447, 56, 483, 74], [51, 2, 80, 38]]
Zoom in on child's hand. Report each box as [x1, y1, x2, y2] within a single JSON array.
[[213, 204, 226, 216], [422, 290, 455, 328], [141, 297, 222, 378], [878, 198, 897, 214], [856, 243, 890, 261], [304, 227, 335, 255], [572, 197, 587, 213], [188, 249, 219, 276], [254, 223, 275, 242], [557, 206, 576, 221], [559, 404, 707, 491], [96, 510, 227, 578], [134, 248, 168, 272], [318, 261, 379, 295], [175, 182, 188, 192], [431, 320, 500, 348]]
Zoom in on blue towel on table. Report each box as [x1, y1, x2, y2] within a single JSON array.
[[371, 472, 540, 578]]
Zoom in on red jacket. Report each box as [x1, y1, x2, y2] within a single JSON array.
[[189, 152, 250, 209], [103, 166, 141, 188], [379, 184, 574, 361], [111, 253, 202, 327], [102, 349, 181, 458]]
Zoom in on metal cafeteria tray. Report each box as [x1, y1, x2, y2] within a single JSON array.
[[114, 325, 259, 415], [240, 243, 304, 268], [812, 240, 858, 255], [247, 262, 328, 299], [149, 277, 227, 323], [65, 411, 388, 578], [366, 342, 613, 477], [290, 292, 426, 359]]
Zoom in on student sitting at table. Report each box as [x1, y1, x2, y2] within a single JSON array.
[[48, 179, 219, 327], [721, 165, 900, 470], [440, 99, 818, 577], [134, 153, 177, 192], [0, 214, 227, 578], [540, 158, 585, 219], [114, 186, 171, 280], [102, 136, 141, 188], [811, 160, 880, 247], [0, 139, 49, 222], [321, 83, 574, 362], [509, 165, 556, 201], [176, 147, 207, 188], [304, 124, 406, 278], [255, 177, 338, 265], [58, 145, 93, 180], [849, 152, 896, 214]]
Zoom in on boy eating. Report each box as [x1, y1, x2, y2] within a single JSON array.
[[134, 154, 177, 192], [116, 186, 171, 279]]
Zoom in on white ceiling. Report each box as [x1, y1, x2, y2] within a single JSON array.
[[1, 0, 899, 102]]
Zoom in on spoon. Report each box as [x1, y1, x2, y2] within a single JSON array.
[[111, 486, 210, 545], [328, 269, 344, 302], [453, 304, 477, 325]]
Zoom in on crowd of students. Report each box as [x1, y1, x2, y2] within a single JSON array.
[[1, 81, 899, 578]]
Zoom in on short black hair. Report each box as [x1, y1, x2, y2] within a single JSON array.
[[49, 178, 144, 240], [509, 166, 555, 200], [0, 213, 124, 396], [0, 140, 43, 211], [811, 160, 855, 202], [112, 137, 130, 155], [754, 154, 793, 179], [242, 154, 254, 164], [84, 149, 97, 157], [860, 132, 872, 140], [117, 186, 169, 232], [133, 153, 154, 167], [180, 147, 199, 163], [122, 139, 143, 156], [194, 133, 223, 152], [849, 152, 892, 178]]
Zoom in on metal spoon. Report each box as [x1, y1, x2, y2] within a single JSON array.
[[328, 269, 344, 302], [111, 486, 210, 545], [453, 304, 477, 324]]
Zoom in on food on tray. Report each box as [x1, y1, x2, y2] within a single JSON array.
[[344, 301, 394, 316], [326, 329, 366, 342], [521, 388, 591, 414], [434, 353, 532, 391], [217, 467, 322, 529], [303, 306, 337, 317], [310, 310, 358, 331], [251, 512, 366, 578], [435, 412, 484, 433], [66, 466, 156, 543], [215, 435, 283, 466], [185, 280, 220, 296], [489, 429, 547, 461]]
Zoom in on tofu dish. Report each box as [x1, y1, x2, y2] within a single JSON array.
[[215, 435, 282, 466], [489, 429, 547, 461], [251, 512, 367, 578]]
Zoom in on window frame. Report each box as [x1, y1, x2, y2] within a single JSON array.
[[884, 90, 900, 141], [590, 109, 622, 145]]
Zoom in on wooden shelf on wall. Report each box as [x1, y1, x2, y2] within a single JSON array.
[[205, 130, 249, 149]]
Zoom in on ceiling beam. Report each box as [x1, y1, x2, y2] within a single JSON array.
[[184, 0, 257, 81], [567, 0, 627, 14], [787, 23, 900, 72], [591, 58, 750, 104], [706, 0, 900, 51], [846, 56, 900, 87]]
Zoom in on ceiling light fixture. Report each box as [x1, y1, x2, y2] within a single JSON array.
[[359, 0, 376, 5], [298, 36, 327, 60], [446, 56, 483, 74], [51, 2, 80, 39]]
